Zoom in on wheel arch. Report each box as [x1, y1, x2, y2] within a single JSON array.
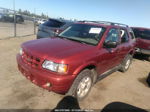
[[73, 63, 98, 83], [73, 63, 97, 75], [129, 50, 135, 56]]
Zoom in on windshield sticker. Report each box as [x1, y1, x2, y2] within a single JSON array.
[[89, 28, 102, 34]]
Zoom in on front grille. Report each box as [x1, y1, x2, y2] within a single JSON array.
[[22, 51, 41, 68]]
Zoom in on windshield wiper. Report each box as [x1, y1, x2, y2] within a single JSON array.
[[57, 35, 69, 40], [65, 38, 88, 45], [57, 35, 65, 38], [57, 36, 90, 45]]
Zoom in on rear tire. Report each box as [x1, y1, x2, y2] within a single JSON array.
[[119, 55, 132, 72], [67, 69, 93, 101], [147, 56, 150, 61]]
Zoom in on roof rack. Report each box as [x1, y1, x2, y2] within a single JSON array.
[[79, 20, 129, 27]]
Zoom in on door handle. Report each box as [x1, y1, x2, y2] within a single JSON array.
[[108, 48, 120, 53]]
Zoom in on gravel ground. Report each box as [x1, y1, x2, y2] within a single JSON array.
[[0, 35, 150, 110]]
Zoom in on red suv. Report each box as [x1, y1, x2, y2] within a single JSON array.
[[17, 21, 136, 100], [132, 27, 150, 61]]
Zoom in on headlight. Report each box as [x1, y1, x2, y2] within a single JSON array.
[[19, 48, 23, 55], [42, 60, 68, 73]]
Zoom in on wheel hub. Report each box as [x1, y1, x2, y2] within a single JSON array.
[[125, 59, 131, 69], [77, 76, 92, 98]]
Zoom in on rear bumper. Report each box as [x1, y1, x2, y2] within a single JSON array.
[[16, 54, 75, 94], [135, 48, 150, 55], [37, 31, 49, 39], [37, 31, 54, 39]]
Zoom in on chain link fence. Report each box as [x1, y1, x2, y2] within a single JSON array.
[[0, 7, 37, 39]]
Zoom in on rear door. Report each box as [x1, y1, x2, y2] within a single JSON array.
[[117, 28, 131, 62]]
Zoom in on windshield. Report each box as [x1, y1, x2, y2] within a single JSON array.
[[58, 24, 106, 45], [133, 28, 150, 40]]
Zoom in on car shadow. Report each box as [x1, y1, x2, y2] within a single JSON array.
[[138, 77, 149, 87], [51, 96, 148, 112], [51, 96, 82, 112], [138, 72, 150, 88], [133, 54, 148, 61]]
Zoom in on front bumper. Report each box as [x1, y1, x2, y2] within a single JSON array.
[[16, 54, 75, 94], [135, 48, 150, 55]]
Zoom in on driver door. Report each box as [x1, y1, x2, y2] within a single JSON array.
[[97, 28, 121, 74]]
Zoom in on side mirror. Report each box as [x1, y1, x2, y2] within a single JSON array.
[[104, 41, 118, 48]]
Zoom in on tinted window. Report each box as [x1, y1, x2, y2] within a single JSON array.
[[16, 15, 23, 19], [129, 32, 135, 40], [59, 24, 106, 45], [133, 29, 150, 40], [105, 28, 119, 43], [120, 29, 129, 43], [43, 19, 65, 27]]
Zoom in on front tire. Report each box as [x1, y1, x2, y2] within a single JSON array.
[[67, 69, 93, 101], [119, 55, 132, 72]]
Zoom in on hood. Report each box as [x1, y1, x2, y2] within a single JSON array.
[[22, 37, 95, 60]]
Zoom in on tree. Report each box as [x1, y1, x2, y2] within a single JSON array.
[[18, 9, 22, 14], [16, 9, 49, 19]]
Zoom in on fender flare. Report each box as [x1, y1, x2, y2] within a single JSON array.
[[73, 61, 97, 76]]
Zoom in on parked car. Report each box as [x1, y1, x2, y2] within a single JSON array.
[[0, 13, 6, 22], [15, 15, 24, 23], [0, 13, 3, 21], [132, 27, 150, 61], [36, 19, 47, 25], [37, 18, 74, 39], [0, 14, 24, 23], [17, 21, 136, 100]]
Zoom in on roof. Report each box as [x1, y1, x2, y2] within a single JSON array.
[[131, 27, 150, 31], [49, 18, 74, 23], [78, 20, 129, 28]]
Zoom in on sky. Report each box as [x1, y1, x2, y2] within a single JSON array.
[[0, 0, 150, 27]]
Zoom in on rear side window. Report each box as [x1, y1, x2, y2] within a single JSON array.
[[133, 28, 150, 40], [43, 19, 65, 27], [120, 29, 129, 43], [129, 32, 135, 40]]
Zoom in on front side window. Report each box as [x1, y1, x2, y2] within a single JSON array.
[[132, 28, 150, 40], [58, 24, 106, 45], [105, 28, 119, 43]]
